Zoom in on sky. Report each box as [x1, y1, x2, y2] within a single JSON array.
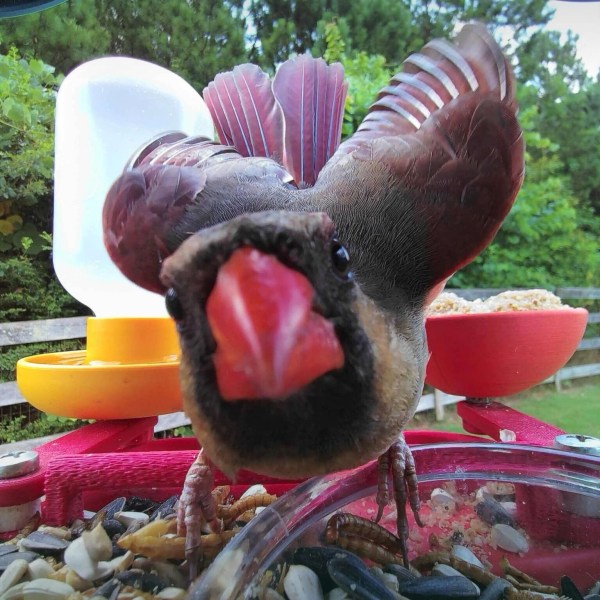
[[547, 0, 600, 76]]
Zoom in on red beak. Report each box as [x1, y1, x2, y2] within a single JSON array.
[[205, 247, 344, 400]]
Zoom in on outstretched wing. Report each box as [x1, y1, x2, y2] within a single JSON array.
[[102, 136, 292, 293], [103, 57, 347, 293], [318, 23, 524, 307]]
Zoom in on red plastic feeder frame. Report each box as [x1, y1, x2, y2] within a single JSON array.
[[0, 399, 565, 526], [1, 398, 598, 589]]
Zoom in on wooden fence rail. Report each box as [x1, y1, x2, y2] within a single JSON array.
[[1, 288, 599, 443]]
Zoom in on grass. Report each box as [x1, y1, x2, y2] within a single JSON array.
[[411, 377, 600, 437]]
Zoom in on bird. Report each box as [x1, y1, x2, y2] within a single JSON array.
[[103, 23, 524, 573]]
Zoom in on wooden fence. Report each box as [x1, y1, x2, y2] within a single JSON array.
[[1, 288, 599, 448]]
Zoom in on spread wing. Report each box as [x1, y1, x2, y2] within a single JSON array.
[[103, 59, 347, 293], [317, 23, 524, 306], [102, 137, 292, 293]]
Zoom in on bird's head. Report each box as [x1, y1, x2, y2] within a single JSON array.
[[159, 211, 425, 478], [161, 211, 356, 401]]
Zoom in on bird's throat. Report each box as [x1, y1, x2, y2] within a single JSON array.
[[206, 247, 344, 401]]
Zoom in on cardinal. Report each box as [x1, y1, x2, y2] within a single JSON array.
[[103, 23, 524, 574]]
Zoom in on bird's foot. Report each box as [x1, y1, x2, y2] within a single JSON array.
[[375, 435, 423, 567], [177, 451, 222, 581]]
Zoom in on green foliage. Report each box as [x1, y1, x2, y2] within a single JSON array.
[[515, 29, 586, 92], [0, 46, 90, 322], [340, 52, 391, 136], [321, 0, 414, 65], [452, 107, 599, 288], [0, 413, 89, 443], [523, 77, 600, 216], [0, 1, 110, 76], [512, 23, 599, 217], [0, 1, 597, 320], [0, 254, 88, 322], [0, 0, 247, 91], [171, 425, 194, 437], [97, 0, 247, 91], [247, 0, 326, 67], [322, 21, 344, 64], [0, 339, 83, 382], [249, 0, 553, 71], [0, 46, 60, 255], [320, 21, 392, 137]]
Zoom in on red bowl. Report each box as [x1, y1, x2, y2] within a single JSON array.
[[424, 308, 588, 397]]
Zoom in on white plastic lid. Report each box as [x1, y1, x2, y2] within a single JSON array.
[[54, 57, 214, 316]]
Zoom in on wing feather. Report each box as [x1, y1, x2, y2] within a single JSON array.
[[334, 23, 514, 156], [315, 23, 524, 307]]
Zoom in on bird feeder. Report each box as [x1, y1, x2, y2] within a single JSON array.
[[17, 56, 214, 420]]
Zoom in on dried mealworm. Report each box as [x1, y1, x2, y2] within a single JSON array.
[[325, 513, 404, 554], [117, 518, 237, 560], [410, 550, 452, 569], [219, 493, 276, 525], [500, 556, 542, 586], [517, 583, 560, 594], [332, 534, 405, 565], [448, 555, 497, 586], [505, 589, 557, 600]]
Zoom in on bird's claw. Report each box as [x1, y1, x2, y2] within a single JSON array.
[[178, 453, 222, 581], [375, 435, 422, 567]]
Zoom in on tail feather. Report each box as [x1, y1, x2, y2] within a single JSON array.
[[138, 135, 242, 169], [203, 64, 285, 160], [454, 24, 512, 101], [272, 55, 347, 187], [201, 56, 347, 189]]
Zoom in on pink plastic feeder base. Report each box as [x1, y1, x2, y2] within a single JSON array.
[[0, 399, 570, 533]]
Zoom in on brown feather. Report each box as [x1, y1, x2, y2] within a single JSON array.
[[104, 23, 524, 312], [203, 64, 284, 161], [272, 55, 347, 187]]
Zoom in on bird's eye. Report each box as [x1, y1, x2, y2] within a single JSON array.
[[330, 238, 351, 278], [165, 288, 184, 321]]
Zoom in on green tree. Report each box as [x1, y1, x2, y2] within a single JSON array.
[[0, 46, 57, 255], [0, 46, 86, 320], [553, 80, 600, 217], [521, 74, 600, 217], [0, 0, 247, 91], [516, 29, 587, 91], [248, 0, 553, 71], [95, 0, 247, 90], [247, 0, 326, 68], [451, 107, 599, 288], [0, 1, 110, 76], [318, 0, 414, 66], [515, 25, 599, 216], [320, 22, 393, 136]]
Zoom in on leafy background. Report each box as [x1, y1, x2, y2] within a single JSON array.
[[0, 0, 597, 326], [0, 0, 598, 442]]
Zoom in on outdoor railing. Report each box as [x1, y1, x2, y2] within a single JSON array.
[[1, 287, 598, 446]]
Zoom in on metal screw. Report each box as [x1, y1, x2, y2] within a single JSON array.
[[465, 397, 493, 405], [553, 434, 600, 457], [0, 450, 40, 479]]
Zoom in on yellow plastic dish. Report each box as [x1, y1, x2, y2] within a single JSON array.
[[16, 317, 183, 420]]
